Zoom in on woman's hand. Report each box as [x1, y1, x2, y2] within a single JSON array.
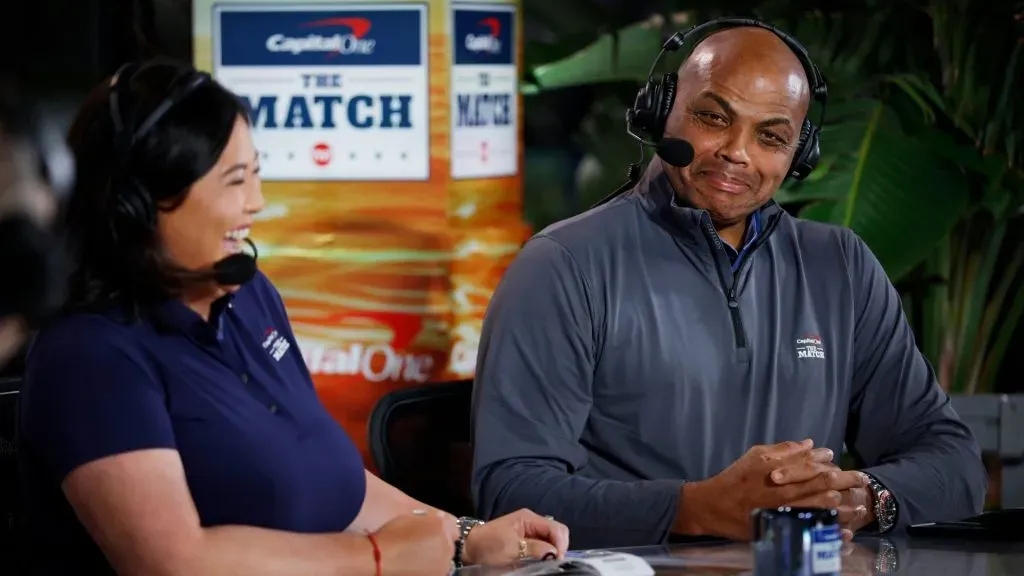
[[463, 509, 570, 566], [372, 511, 458, 576]]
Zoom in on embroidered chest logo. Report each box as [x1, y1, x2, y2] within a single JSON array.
[[262, 328, 291, 361], [796, 335, 825, 360]]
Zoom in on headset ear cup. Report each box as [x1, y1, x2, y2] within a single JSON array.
[[630, 78, 660, 139], [109, 178, 154, 244], [788, 119, 820, 181], [655, 73, 677, 141], [122, 182, 155, 226]]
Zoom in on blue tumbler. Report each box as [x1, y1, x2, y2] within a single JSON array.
[[752, 507, 842, 576]]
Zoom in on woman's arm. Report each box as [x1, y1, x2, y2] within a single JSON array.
[[350, 470, 571, 566], [349, 470, 454, 533], [22, 320, 383, 576], [64, 449, 377, 576]]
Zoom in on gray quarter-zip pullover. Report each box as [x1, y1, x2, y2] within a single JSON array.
[[470, 160, 985, 550]]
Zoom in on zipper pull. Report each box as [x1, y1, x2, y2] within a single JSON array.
[[728, 289, 738, 306]]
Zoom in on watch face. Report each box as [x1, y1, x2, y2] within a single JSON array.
[[877, 491, 896, 529], [458, 517, 484, 537]]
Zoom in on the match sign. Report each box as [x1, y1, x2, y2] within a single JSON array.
[[213, 4, 429, 181], [449, 4, 517, 179]]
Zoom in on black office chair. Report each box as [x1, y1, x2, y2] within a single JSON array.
[[367, 380, 474, 517], [0, 377, 21, 538]]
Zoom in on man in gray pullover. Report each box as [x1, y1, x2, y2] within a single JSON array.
[[470, 22, 986, 550]]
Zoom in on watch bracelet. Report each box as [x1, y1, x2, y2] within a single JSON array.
[[452, 517, 484, 568], [866, 474, 897, 532]]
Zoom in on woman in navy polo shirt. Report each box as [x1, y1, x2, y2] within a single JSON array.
[[17, 60, 568, 575]]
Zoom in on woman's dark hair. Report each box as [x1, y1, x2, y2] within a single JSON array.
[[63, 59, 249, 318]]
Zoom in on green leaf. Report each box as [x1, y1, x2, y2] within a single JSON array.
[[775, 157, 842, 203], [980, 161, 1010, 217], [954, 220, 1008, 393], [522, 0, 615, 40], [572, 94, 650, 205], [969, 239, 1024, 393], [979, 245, 1024, 391], [984, 39, 1023, 158], [913, 126, 988, 175], [520, 83, 541, 96], [920, 238, 951, 377], [797, 200, 843, 222], [882, 73, 941, 124], [527, 18, 665, 91], [787, 101, 969, 281]]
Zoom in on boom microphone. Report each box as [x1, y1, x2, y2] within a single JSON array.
[[589, 137, 695, 209], [212, 237, 259, 286], [655, 137, 695, 168]]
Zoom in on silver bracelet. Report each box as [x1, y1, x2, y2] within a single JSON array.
[[453, 516, 485, 568]]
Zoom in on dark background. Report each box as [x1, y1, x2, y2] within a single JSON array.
[[1, 0, 1021, 393]]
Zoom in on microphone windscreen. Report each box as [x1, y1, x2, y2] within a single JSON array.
[[212, 238, 259, 286], [656, 138, 695, 168], [213, 253, 257, 286]]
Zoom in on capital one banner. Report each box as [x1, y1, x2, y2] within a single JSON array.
[[449, 4, 517, 179], [194, 0, 526, 464], [213, 4, 430, 180]]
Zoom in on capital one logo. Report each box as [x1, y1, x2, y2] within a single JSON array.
[[795, 335, 825, 360], [302, 342, 434, 384], [262, 328, 292, 362], [465, 17, 502, 54], [265, 17, 376, 58]]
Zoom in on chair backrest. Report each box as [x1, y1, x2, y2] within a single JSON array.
[[367, 380, 474, 517], [0, 378, 21, 537]]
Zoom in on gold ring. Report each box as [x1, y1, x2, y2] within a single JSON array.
[[518, 539, 529, 560]]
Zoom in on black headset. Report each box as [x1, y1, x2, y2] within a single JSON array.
[[626, 17, 829, 182], [107, 62, 210, 239]]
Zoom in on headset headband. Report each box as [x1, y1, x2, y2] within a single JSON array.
[[109, 62, 210, 160], [649, 18, 827, 119], [106, 61, 210, 230]]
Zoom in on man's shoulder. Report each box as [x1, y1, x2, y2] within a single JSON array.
[[529, 196, 649, 261], [779, 214, 861, 255], [783, 213, 851, 241]]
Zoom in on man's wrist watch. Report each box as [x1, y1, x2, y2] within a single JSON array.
[[865, 474, 898, 533], [453, 516, 484, 568]]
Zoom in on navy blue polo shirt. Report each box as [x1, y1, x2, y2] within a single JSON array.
[[17, 271, 366, 573]]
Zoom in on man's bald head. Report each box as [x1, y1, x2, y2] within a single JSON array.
[[657, 25, 816, 245], [678, 27, 810, 109]]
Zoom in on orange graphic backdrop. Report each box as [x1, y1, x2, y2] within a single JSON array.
[[192, 0, 526, 465]]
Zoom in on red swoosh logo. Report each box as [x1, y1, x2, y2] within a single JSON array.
[[301, 17, 372, 37], [478, 17, 501, 37]]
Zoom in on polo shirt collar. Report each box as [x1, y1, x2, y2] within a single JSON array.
[[150, 292, 236, 343]]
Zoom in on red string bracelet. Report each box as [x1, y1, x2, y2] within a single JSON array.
[[366, 533, 382, 576]]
